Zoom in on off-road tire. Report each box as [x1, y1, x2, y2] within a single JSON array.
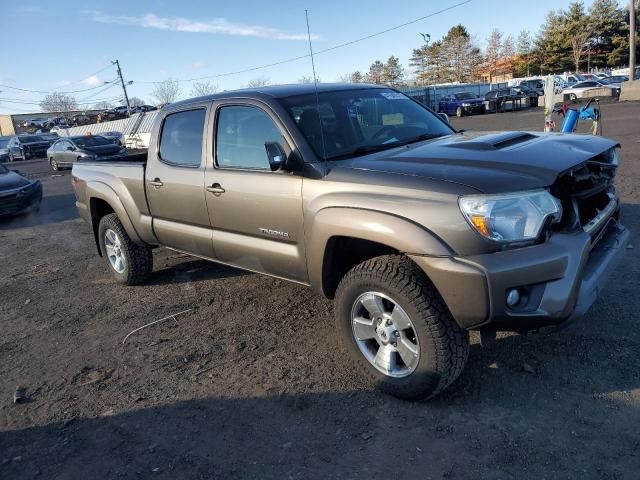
[[456, 106, 463, 118], [335, 255, 469, 401], [98, 213, 152, 285]]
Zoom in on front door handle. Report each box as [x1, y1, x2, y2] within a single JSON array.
[[150, 178, 163, 188], [206, 183, 226, 195]]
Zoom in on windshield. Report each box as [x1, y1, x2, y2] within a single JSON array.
[[72, 136, 112, 148], [0, 139, 9, 148], [20, 135, 45, 143], [454, 92, 474, 100], [278, 88, 454, 161]]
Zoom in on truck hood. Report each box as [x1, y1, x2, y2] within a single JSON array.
[[336, 131, 618, 193], [0, 171, 30, 191]]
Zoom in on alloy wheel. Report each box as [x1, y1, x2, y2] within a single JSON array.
[[351, 291, 420, 378], [104, 229, 126, 273]]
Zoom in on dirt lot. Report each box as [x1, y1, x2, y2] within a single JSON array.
[[1, 102, 639, 479]]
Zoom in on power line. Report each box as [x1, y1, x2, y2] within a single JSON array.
[[0, 64, 115, 94], [136, 0, 473, 85]]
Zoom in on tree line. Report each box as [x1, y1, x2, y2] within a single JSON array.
[[33, 0, 639, 113], [346, 0, 638, 86]]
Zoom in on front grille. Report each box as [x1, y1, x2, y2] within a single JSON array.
[[550, 156, 618, 238]]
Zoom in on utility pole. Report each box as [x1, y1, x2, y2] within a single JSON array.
[[420, 33, 431, 106], [113, 60, 132, 114], [630, 0, 636, 81]]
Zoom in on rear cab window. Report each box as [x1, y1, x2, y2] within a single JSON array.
[[159, 109, 206, 167]]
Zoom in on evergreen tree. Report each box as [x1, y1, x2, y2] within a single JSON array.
[[382, 56, 404, 86], [365, 60, 385, 84]]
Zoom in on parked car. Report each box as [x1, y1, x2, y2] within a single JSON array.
[[20, 118, 48, 129], [0, 163, 42, 217], [600, 75, 628, 86], [131, 105, 157, 114], [38, 133, 59, 145], [47, 135, 127, 171], [438, 92, 485, 117], [563, 80, 620, 99], [49, 125, 70, 135], [518, 79, 545, 96], [510, 85, 539, 107], [71, 113, 98, 126], [6, 135, 51, 161], [100, 131, 124, 146], [484, 88, 524, 113], [71, 83, 628, 401], [46, 116, 69, 127], [593, 72, 609, 80], [0, 136, 11, 163]]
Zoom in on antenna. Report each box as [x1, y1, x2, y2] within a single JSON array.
[[305, 9, 328, 176]]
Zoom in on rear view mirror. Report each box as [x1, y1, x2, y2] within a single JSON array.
[[437, 113, 450, 124], [264, 142, 287, 171]]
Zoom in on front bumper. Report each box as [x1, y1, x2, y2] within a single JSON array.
[[411, 218, 629, 331], [0, 182, 42, 217], [463, 104, 485, 114]]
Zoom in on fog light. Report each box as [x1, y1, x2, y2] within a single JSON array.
[[506, 288, 521, 308]]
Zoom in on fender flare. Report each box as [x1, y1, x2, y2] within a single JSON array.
[[86, 181, 144, 253], [307, 207, 453, 295]]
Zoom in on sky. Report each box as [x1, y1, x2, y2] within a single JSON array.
[[1, 0, 602, 114]]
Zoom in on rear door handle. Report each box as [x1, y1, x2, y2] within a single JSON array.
[[206, 183, 225, 195], [149, 178, 164, 188]]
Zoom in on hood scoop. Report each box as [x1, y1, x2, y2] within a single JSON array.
[[445, 132, 537, 151]]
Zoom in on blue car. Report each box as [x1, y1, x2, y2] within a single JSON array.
[[438, 92, 486, 117]]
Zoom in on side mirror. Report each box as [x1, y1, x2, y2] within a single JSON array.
[[437, 113, 450, 124], [264, 142, 287, 171]]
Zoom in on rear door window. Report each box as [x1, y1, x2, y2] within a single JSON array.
[[159, 109, 206, 167]]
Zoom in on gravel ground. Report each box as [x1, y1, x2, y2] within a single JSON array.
[[1, 102, 639, 479]]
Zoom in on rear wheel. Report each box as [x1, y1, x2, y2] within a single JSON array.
[[98, 213, 152, 285], [335, 255, 469, 401]]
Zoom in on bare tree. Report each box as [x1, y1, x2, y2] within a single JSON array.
[[245, 76, 270, 87], [485, 29, 503, 83], [40, 92, 78, 114], [351, 71, 364, 83], [93, 101, 114, 110], [128, 97, 146, 107], [570, 26, 596, 72], [150, 79, 181, 105], [336, 72, 353, 83], [190, 81, 218, 97], [298, 75, 320, 83]]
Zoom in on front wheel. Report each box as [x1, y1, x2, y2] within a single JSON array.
[[98, 213, 153, 285], [456, 106, 463, 118], [50, 158, 59, 171], [335, 255, 469, 401]]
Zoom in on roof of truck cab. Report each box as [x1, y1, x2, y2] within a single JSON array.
[[169, 83, 388, 107]]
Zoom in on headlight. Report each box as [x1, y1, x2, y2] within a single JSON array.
[[461, 102, 471, 107], [459, 190, 562, 243]]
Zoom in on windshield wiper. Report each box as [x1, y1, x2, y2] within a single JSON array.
[[396, 133, 447, 146], [325, 143, 403, 161]]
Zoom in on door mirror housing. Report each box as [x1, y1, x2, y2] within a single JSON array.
[[437, 113, 450, 124], [264, 142, 287, 171]]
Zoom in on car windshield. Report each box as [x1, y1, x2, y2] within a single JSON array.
[[454, 92, 474, 100], [72, 136, 112, 147], [0, 139, 9, 148], [20, 135, 45, 143], [279, 88, 454, 161]]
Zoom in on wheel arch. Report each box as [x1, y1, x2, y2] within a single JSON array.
[[87, 182, 143, 256], [308, 207, 453, 298]]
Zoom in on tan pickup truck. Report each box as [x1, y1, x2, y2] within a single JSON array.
[[72, 84, 629, 400]]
